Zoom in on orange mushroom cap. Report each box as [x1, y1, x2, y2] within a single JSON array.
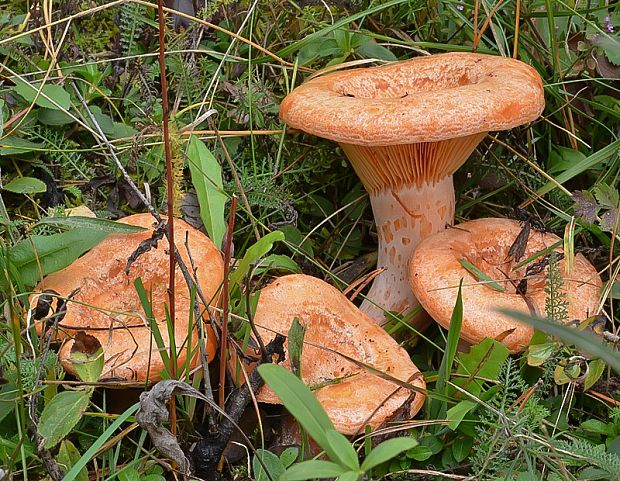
[[409, 218, 602, 352], [280, 52, 544, 146], [30, 213, 224, 381], [250, 274, 425, 435]]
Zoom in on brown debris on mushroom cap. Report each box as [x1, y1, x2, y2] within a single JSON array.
[[30, 213, 224, 381], [280, 52, 544, 146], [252, 274, 425, 435], [409, 218, 602, 353]]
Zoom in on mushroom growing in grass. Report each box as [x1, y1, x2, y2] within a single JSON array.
[[280, 52, 545, 325], [30, 213, 224, 382], [248, 274, 425, 435], [409, 218, 602, 352]]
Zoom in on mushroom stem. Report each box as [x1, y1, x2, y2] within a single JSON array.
[[360, 177, 455, 325], [340, 133, 486, 326]]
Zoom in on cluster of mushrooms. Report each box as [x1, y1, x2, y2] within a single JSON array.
[[30, 53, 602, 438]]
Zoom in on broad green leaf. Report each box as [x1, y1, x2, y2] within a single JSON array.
[[38, 107, 75, 125], [62, 403, 138, 481], [498, 309, 620, 373], [452, 436, 473, 463], [599, 35, 620, 65], [229, 231, 285, 287], [585, 358, 606, 391], [527, 342, 556, 367], [458, 258, 504, 292], [6, 228, 108, 289], [0, 382, 16, 423], [118, 467, 140, 481], [360, 437, 417, 471], [14, 78, 71, 110], [253, 448, 285, 481], [446, 400, 477, 430], [406, 445, 433, 461], [355, 40, 397, 61], [279, 447, 299, 468], [257, 364, 336, 458], [254, 254, 301, 275], [581, 419, 615, 436], [57, 440, 88, 481], [0, 136, 44, 155], [38, 389, 91, 449], [337, 471, 360, 481], [3, 177, 47, 194], [187, 136, 227, 248], [455, 338, 510, 396], [281, 460, 347, 481], [37, 216, 147, 233], [325, 429, 359, 471]]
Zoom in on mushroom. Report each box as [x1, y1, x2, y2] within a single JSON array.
[[280, 52, 545, 325], [249, 274, 425, 435], [30, 213, 224, 381], [408, 218, 602, 352]]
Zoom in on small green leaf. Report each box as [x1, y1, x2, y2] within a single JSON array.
[[281, 460, 347, 481], [458, 258, 505, 292], [360, 437, 418, 471], [187, 136, 227, 248], [257, 364, 337, 459], [37, 216, 147, 233], [584, 358, 606, 391], [253, 448, 285, 481], [14, 78, 71, 110], [279, 447, 299, 468], [527, 342, 556, 367], [452, 436, 473, 463], [69, 333, 104, 383], [38, 389, 91, 449], [446, 400, 477, 430], [581, 419, 615, 436], [325, 429, 359, 471], [406, 445, 433, 461], [57, 440, 88, 481], [230, 231, 285, 287], [3, 177, 47, 194]]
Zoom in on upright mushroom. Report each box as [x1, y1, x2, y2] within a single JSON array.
[[249, 274, 425, 435], [280, 52, 545, 325], [30, 214, 224, 381], [409, 218, 602, 352]]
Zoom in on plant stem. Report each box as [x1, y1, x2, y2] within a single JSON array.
[[157, 0, 177, 434]]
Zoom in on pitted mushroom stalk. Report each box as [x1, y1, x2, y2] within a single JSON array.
[[249, 274, 426, 435], [409, 218, 602, 352], [280, 52, 545, 326], [30, 214, 224, 382]]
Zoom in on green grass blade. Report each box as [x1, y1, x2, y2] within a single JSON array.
[[498, 309, 620, 373]]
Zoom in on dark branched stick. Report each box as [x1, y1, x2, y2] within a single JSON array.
[[191, 334, 286, 481]]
